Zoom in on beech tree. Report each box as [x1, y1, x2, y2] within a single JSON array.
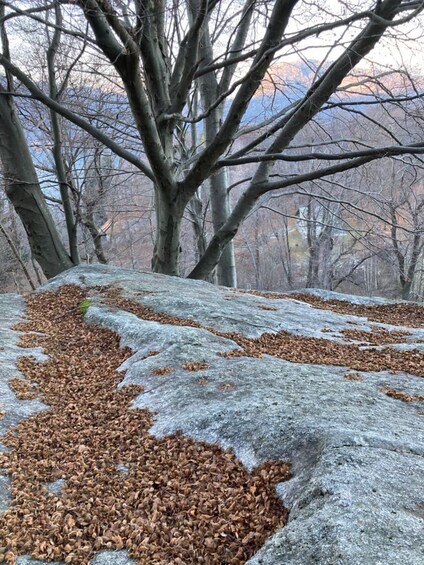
[[1, 0, 424, 283], [0, 86, 73, 278]]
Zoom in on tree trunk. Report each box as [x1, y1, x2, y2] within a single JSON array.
[[83, 208, 107, 264], [187, 191, 216, 282], [31, 258, 44, 286], [209, 168, 237, 286], [319, 224, 334, 289], [47, 4, 79, 264], [193, 4, 237, 287], [0, 89, 73, 278], [151, 188, 184, 276], [307, 244, 320, 287], [401, 280, 412, 301], [188, 192, 207, 263], [403, 226, 423, 301], [306, 203, 319, 287], [0, 219, 36, 290]]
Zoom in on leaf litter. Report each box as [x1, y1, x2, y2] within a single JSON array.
[[102, 288, 424, 377], [5, 284, 424, 562], [280, 292, 424, 328], [0, 285, 290, 564], [379, 386, 424, 403]]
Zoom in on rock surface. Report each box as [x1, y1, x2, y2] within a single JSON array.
[[2, 264, 424, 564], [0, 294, 48, 514]]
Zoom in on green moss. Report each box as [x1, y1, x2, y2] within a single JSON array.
[[79, 298, 92, 315]]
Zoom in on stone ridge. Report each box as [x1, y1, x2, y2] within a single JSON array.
[[0, 294, 48, 517], [0, 285, 289, 564], [3, 264, 424, 564], [0, 285, 290, 565]]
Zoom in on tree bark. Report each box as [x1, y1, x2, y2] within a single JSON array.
[[83, 211, 107, 264], [195, 19, 237, 286], [0, 219, 36, 290], [151, 188, 184, 276], [209, 169, 237, 286], [306, 202, 319, 287], [188, 192, 207, 262], [188, 191, 216, 283], [47, 4, 79, 264], [0, 89, 73, 278]]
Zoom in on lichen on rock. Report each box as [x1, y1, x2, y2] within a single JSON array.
[[1, 264, 424, 565]]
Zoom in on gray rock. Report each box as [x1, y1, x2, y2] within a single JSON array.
[[16, 559, 64, 565], [41, 264, 424, 343], [45, 478, 65, 495], [15, 551, 136, 565], [91, 551, 137, 564], [288, 287, 406, 305], [0, 294, 48, 515], [0, 472, 10, 512], [4, 265, 424, 564], [116, 463, 129, 475]]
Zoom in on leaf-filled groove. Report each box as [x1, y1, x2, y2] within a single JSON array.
[[0, 285, 290, 564], [103, 288, 424, 377]]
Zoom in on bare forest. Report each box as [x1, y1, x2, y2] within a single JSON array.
[[1, 0, 424, 299]]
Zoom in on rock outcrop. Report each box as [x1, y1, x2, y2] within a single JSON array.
[[1, 265, 424, 564]]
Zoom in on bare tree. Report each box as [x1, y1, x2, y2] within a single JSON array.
[[0, 85, 73, 277], [46, 3, 80, 264], [1, 0, 424, 284], [380, 167, 424, 299]]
